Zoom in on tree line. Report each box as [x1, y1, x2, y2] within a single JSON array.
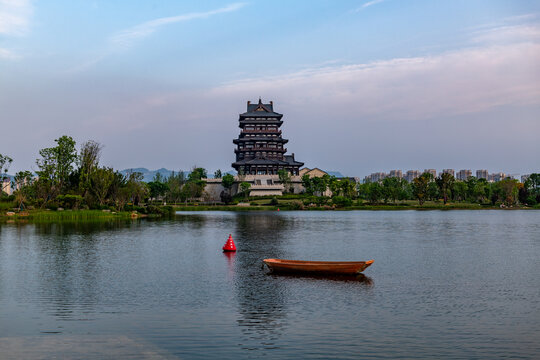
[[301, 172, 540, 207], [0, 136, 209, 212]]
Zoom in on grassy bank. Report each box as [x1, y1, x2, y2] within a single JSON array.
[[174, 200, 536, 212], [0, 209, 138, 222]]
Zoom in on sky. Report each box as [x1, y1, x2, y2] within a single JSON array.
[[1, 0, 539, 177]]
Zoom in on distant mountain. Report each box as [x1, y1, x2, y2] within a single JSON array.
[[121, 168, 344, 181], [118, 168, 236, 182], [119, 168, 180, 182]]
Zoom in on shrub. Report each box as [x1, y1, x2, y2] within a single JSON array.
[[332, 196, 352, 207], [46, 202, 59, 211], [269, 197, 279, 206], [56, 194, 84, 209], [288, 200, 304, 210]]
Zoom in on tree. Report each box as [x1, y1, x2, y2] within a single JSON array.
[[452, 181, 468, 202], [278, 169, 292, 193], [366, 181, 383, 204], [328, 176, 339, 196], [35, 135, 78, 198], [427, 181, 440, 201], [240, 181, 251, 201], [497, 179, 519, 206], [0, 153, 13, 194], [214, 169, 222, 179], [301, 174, 314, 195], [78, 140, 102, 197], [13, 170, 34, 209], [222, 173, 235, 191], [339, 178, 356, 199], [90, 167, 115, 206], [412, 172, 433, 205], [54, 135, 78, 191], [436, 173, 454, 204], [185, 167, 207, 202], [165, 171, 186, 203], [382, 177, 401, 203], [313, 175, 329, 196]]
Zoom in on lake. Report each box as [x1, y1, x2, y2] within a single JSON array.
[[1, 210, 539, 359]]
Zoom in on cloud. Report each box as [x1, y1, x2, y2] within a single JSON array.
[[0, 0, 33, 36], [0, 47, 20, 59], [67, 2, 247, 73], [353, 0, 385, 12], [471, 24, 540, 44], [196, 48, 532, 122], [109, 2, 247, 49]]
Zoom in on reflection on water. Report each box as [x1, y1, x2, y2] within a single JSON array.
[[233, 213, 289, 351], [266, 272, 374, 285], [1, 211, 540, 359]]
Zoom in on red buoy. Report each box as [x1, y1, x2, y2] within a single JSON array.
[[222, 234, 236, 252]]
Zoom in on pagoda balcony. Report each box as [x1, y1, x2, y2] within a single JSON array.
[[235, 147, 287, 153], [241, 129, 282, 135], [234, 137, 288, 144]]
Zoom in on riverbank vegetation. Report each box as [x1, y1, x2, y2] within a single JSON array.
[[2, 136, 539, 219], [0, 136, 183, 220]]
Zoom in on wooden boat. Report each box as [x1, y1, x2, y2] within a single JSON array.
[[263, 259, 374, 275]]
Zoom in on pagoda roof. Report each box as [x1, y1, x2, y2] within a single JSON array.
[[240, 99, 283, 118], [232, 155, 303, 167], [284, 155, 304, 167]]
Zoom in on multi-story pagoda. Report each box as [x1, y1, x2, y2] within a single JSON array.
[[232, 99, 304, 176]]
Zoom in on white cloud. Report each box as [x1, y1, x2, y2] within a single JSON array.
[[353, 0, 385, 12], [471, 24, 540, 44], [201, 42, 539, 122], [0, 0, 33, 36], [0, 47, 20, 59], [109, 2, 247, 49]]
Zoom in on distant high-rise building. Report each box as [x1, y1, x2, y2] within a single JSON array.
[[389, 170, 403, 178], [424, 169, 437, 178], [476, 169, 489, 180], [370, 172, 386, 182], [489, 172, 505, 182], [456, 169, 472, 181], [405, 170, 420, 183], [441, 169, 455, 177]]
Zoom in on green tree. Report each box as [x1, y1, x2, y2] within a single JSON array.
[[312, 176, 328, 196], [452, 181, 468, 202], [222, 173, 235, 190], [367, 181, 383, 204], [214, 169, 222, 179], [382, 177, 401, 203], [278, 169, 292, 193], [436, 173, 454, 204], [497, 178, 519, 206], [0, 154, 13, 195], [185, 167, 207, 202], [240, 181, 251, 201], [78, 140, 102, 198], [90, 167, 115, 206], [339, 178, 356, 199], [35, 135, 78, 199], [301, 174, 314, 195], [165, 171, 186, 203], [412, 172, 433, 205], [13, 170, 34, 209]]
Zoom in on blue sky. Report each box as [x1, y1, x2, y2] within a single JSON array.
[[1, 0, 539, 177]]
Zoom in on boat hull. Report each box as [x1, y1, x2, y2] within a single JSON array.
[[263, 259, 374, 275]]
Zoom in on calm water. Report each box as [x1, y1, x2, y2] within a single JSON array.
[[1, 211, 539, 359]]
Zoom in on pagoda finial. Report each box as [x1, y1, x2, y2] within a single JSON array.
[[258, 97, 262, 104]]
